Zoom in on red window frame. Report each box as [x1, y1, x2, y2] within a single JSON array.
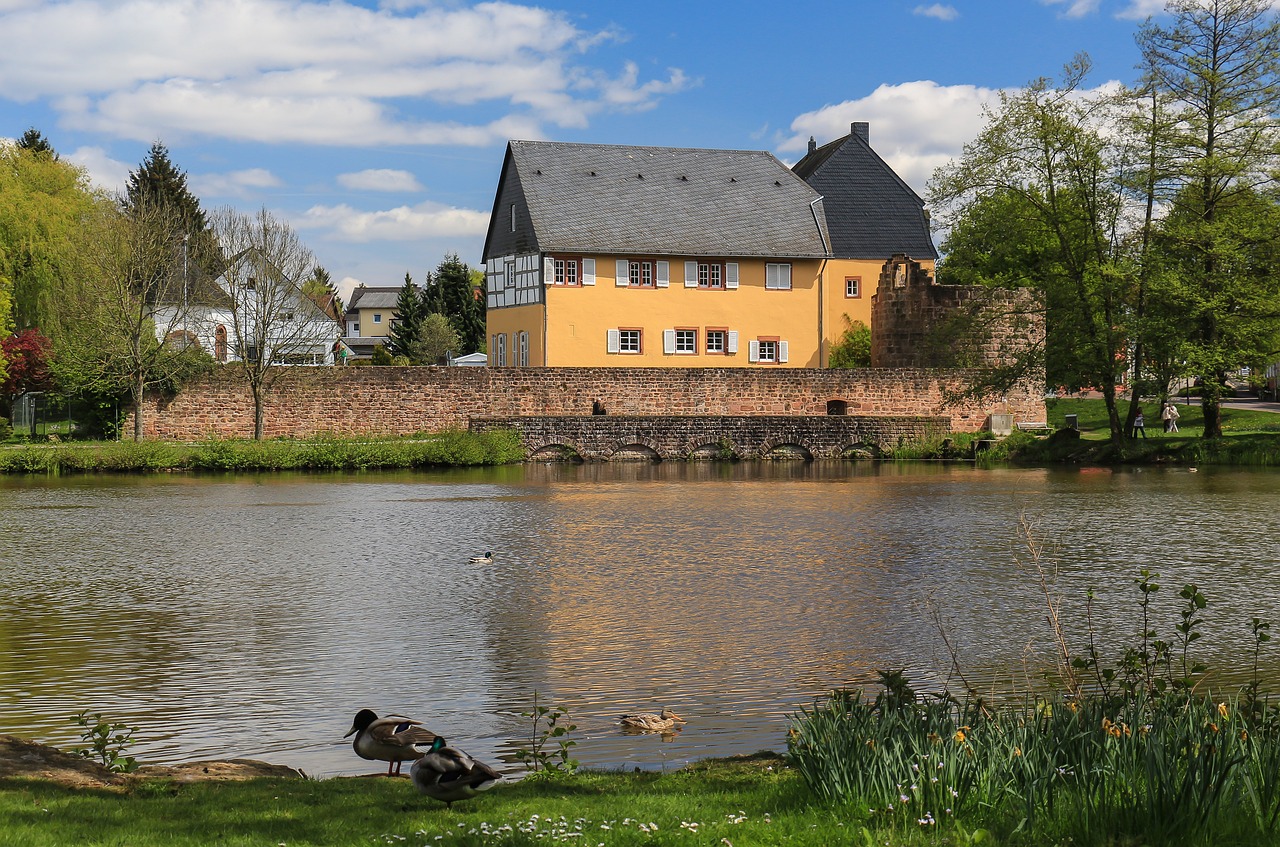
[[552, 256, 581, 286]]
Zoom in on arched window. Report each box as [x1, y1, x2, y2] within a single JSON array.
[[214, 325, 228, 363], [826, 399, 848, 416]]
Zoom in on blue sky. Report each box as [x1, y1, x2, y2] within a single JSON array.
[[0, 0, 1169, 303]]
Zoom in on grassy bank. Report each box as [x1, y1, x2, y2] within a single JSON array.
[[996, 397, 1280, 466], [0, 430, 526, 474], [1, 755, 840, 847]]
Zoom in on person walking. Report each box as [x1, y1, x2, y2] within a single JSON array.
[[1162, 402, 1180, 433], [1133, 410, 1147, 439]]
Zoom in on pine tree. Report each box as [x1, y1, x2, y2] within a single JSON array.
[[124, 142, 215, 272], [17, 128, 55, 158], [386, 273, 426, 359], [433, 253, 485, 353]]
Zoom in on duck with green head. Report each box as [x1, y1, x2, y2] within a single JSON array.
[[411, 736, 503, 808], [345, 709, 439, 776]]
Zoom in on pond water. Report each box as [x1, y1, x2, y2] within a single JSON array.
[[2, 462, 1278, 778]]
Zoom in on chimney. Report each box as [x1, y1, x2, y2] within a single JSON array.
[[807, 136, 816, 154], [851, 121, 869, 142]]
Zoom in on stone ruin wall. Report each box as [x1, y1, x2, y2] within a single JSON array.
[[871, 254, 1045, 374], [131, 365, 1044, 441]]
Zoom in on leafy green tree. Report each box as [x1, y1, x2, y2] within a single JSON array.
[[930, 57, 1129, 440], [385, 273, 426, 359], [0, 142, 101, 332], [1137, 0, 1280, 437], [828, 316, 871, 368], [406, 313, 460, 366], [49, 199, 210, 441]]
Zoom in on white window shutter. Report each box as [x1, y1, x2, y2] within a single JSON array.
[[779, 340, 789, 363], [781, 264, 791, 289], [663, 329, 676, 354], [727, 330, 739, 353], [615, 259, 629, 286], [657, 261, 670, 288], [748, 340, 760, 362], [684, 261, 698, 287], [582, 258, 596, 285], [726, 263, 739, 289], [543, 256, 554, 283], [607, 329, 620, 353]]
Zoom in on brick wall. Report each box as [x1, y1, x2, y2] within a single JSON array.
[[133, 366, 1044, 440], [871, 255, 1045, 371]]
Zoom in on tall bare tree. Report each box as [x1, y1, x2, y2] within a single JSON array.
[[211, 207, 332, 439]]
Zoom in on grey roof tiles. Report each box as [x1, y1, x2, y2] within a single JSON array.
[[485, 140, 831, 260]]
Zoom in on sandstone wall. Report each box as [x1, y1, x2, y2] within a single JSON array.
[[132, 366, 1045, 440]]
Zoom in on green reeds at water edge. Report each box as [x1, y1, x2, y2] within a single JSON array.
[[0, 429, 525, 473], [788, 687, 1280, 843]]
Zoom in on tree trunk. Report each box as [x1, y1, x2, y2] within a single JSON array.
[[251, 383, 265, 440], [132, 373, 145, 442]]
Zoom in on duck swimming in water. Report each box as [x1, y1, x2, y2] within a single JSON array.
[[619, 707, 686, 732]]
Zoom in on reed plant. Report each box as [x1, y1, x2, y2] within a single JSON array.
[[788, 515, 1280, 845]]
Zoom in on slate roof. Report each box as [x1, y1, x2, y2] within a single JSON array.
[[484, 140, 831, 261], [346, 287, 401, 310], [792, 128, 937, 260]]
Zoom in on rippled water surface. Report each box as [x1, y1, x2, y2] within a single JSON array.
[[2, 462, 1279, 777]]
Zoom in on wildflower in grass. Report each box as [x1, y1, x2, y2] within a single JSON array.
[[1242, 730, 1250, 741], [1210, 722, 1220, 733], [953, 729, 966, 743], [1219, 701, 1230, 718]]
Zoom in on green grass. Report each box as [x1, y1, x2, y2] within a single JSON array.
[[1009, 397, 1280, 465], [0, 430, 526, 474], [0, 755, 882, 847]]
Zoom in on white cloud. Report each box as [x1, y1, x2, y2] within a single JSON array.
[[337, 169, 424, 192], [192, 168, 283, 199], [66, 144, 131, 193], [0, 0, 691, 147], [1115, 0, 1167, 19], [780, 81, 1004, 192], [912, 4, 959, 21], [297, 200, 489, 242], [1042, 0, 1100, 18]]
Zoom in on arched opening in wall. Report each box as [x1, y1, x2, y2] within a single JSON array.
[[163, 329, 201, 351], [609, 443, 662, 463], [840, 442, 880, 460], [528, 443, 583, 463], [687, 441, 737, 461], [762, 443, 813, 461], [826, 399, 848, 416]]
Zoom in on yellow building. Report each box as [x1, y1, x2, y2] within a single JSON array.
[[482, 125, 935, 367]]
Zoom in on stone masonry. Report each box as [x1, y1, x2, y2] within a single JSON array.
[[469, 414, 950, 460], [131, 366, 1044, 441]]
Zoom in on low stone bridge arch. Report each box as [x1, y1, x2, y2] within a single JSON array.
[[470, 415, 949, 462]]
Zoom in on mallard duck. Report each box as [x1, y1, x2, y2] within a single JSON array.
[[469, 551, 494, 564], [411, 736, 503, 808], [345, 709, 439, 776], [619, 707, 686, 731]]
